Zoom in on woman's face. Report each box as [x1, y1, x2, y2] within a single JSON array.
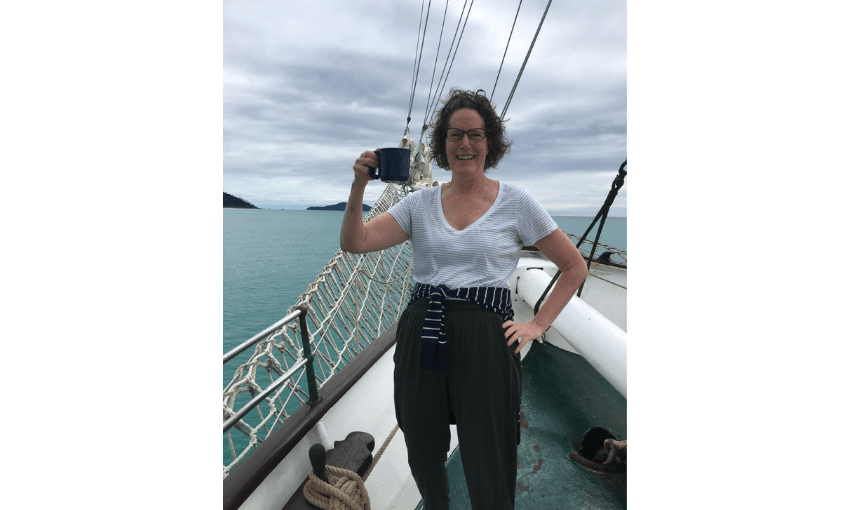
[[445, 108, 488, 176]]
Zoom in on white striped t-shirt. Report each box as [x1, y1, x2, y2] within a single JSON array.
[[387, 182, 558, 290]]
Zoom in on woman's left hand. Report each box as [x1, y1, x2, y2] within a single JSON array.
[[502, 320, 546, 354]]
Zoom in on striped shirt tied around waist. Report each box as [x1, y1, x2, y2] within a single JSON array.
[[410, 283, 515, 371]]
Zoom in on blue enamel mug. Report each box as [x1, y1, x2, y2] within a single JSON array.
[[368, 148, 410, 183]]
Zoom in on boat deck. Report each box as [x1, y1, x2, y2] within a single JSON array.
[[416, 341, 627, 509]]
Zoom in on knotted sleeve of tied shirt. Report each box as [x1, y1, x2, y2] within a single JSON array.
[[410, 283, 515, 371], [419, 284, 452, 370]]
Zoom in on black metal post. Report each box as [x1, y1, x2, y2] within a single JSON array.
[[297, 305, 321, 406]]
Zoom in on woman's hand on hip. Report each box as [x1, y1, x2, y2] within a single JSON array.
[[502, 320, 546, 354]]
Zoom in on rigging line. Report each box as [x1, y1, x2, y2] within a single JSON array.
[[421, 0, 453, 132], [426, 0, 475, 130], [575, 160, 626, 298], [501, 0, 553, 120], [425, 0, 469, 123], [491, 0, 523, 100], [409, 0, 435, 125], [407, 0, 429, 123], [533, 160, 627, 314], [427, 0, 473, 127]]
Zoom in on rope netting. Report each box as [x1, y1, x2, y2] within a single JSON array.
[[223, 152, 437, 477]]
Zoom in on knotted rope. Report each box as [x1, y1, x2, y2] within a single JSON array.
[[303, 466, 370, 510], [602, 438, 627, 466], [302, 425, 400, 510]]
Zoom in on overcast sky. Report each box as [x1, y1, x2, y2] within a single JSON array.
[[224, 0, 626, 216]]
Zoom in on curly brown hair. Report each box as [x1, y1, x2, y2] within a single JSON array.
[[428, 89, 512, 172]]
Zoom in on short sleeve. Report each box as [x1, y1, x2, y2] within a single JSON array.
[[386, 190, 417, 237], [516, 186, 559, 245]]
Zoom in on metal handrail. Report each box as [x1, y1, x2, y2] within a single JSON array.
[[223, 309, 302, 364], [223, 305, 320, 433], [223, 358, 308, 432]]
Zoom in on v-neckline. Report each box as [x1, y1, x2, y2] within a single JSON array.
[[438, 181, 502, 232]]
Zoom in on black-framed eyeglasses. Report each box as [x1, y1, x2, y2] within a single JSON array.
[[445, 128, 487, 143]]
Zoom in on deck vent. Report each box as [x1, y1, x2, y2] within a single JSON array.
[[570, 427, 627, 473]]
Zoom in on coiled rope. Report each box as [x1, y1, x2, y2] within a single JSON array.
[[303, 466, 369, 510], [302, 424, 401, 510]]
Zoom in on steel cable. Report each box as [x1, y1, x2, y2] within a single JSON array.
[[427, 0, 474, 132], [422, 0, 453, 130], [501, 0, 552, 120], [407, 0, 433, 128], [491, 0, 523, 100]]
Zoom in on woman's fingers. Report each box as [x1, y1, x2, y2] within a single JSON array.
[[353, 150, 379, 184], [502, 320, 544, 353]]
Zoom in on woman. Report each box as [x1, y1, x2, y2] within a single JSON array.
[[340, 89, 588, 510]]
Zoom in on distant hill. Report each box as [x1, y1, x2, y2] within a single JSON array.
[[224, 192, 259, 209], [307, 202, 371, 211]]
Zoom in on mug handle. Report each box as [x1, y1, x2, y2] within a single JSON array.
[[367, 149, 381, 180]]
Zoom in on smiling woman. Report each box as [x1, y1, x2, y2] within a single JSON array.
[[341, 88, 589, 509]]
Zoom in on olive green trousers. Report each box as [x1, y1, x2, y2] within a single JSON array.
[[394, 298, 522, 510]]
